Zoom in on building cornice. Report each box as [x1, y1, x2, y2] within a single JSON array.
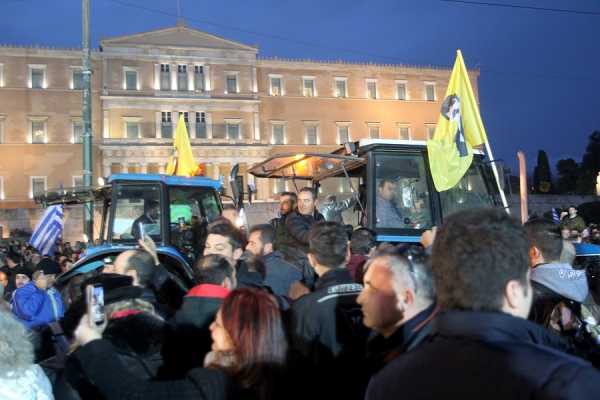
[[257, 56, 476, 75], [101, 95, 260, 112], [0, 44, 100, 59]]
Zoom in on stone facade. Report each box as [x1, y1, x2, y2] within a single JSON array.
[[0, 23, 479, 239]]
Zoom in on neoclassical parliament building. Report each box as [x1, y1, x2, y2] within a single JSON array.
[[0, 23, 480, 238]]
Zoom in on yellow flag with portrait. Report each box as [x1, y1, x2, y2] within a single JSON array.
[[427, 50, 488, 191]]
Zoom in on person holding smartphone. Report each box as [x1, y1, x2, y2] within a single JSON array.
[[74, 288, 288, 400]]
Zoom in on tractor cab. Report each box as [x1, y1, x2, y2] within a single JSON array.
[[247, 139, 507, 243], [36, 173, 224, 305]]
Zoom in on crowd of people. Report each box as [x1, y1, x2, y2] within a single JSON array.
[[2, 190, 600, 399]]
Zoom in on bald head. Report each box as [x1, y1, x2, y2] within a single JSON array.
[[114, 249, 155, 287]]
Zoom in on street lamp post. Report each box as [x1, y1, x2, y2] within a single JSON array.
[[82, 0, 93, 242]]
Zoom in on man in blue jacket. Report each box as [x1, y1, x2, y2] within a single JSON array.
[[366, 208, 600, 400], [11, 269, 64, 330]]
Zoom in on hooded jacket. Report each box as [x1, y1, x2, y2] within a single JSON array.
[[11, 283, 64, 330], [531, 262, 589, 303], [530, 262, 589, 326]]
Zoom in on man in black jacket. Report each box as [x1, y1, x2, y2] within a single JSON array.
[[358, 245, 437, 379], [366, 208, 600, 400], [289, 221, 368, 400], [165, 255, 234, 378], [280, 187, 324, 288]]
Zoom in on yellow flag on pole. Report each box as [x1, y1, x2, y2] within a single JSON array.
[[166, 114, 198, 177], [427, 50, 488, 191]]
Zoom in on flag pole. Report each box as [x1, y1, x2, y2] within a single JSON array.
[[483, 141, 510, 213]]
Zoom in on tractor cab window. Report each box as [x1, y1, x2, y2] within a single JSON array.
[[439, 161, 496, 218], [374, 154, 433, 229], [112, 184, 162, 242], [168, 186, 222, 261]]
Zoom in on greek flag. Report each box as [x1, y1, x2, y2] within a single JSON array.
[[552, 208, 560, 224], [29, 205, 64, 256]]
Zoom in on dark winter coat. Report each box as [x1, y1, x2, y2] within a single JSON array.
[[163, 284, 229, 378], [75, 339, 242, 400], [278, 211, 324, 268], [288, 268, 368, 400], [366, 310, 600, 400], [364, 303, 438, 377], [58, 312, 168, 400], [262, 251, 302, 298]]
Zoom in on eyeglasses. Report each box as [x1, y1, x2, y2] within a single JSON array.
[[381, 244, 428, 294]]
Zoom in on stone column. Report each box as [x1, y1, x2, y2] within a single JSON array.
[[154, 64, 160, 90], [188, 64, 194, 92], [170, 64, 177, 91], [204, 65, 211, 92]]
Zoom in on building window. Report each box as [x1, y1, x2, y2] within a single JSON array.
[[30, 176, 47, 199], [29, 65, 46, 89], [72, 120, 84, 143], [177, 65, 188, 91], [160, 64, 171, 90], [124, 68, 138, 91], [72, 68, 84, 90], [195, 112, 207, 138], [226, 73, 238, 94], [125, 121, 140, 139], [226, 121, 241, 140], [368, 124, 380, 139], [178, 112, 190, 132], [30, 119, 46, 143], [305, 124, 319, 145], [161, 112, 172, 139], [366, 79, 377, 99], [396, 81, 407, 100], [0, 64, 4, 87], [424, 82, 436, 101], [334, 77, 347, 98], [337, 124, 350, 144], [72, 175, 84, 187], [269, 75, 283, 96], [302, 77, 316, 97], [271, 123, 285, 145], [398, 125, 411, 140], [194, 65, 205, 91]]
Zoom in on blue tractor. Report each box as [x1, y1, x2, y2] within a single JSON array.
[[36, 173, 225, 306]]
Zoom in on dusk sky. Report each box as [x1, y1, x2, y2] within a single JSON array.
[[2, 0, 599, 173]]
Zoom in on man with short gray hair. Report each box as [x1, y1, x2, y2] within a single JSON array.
[[357, 245, 437, 378]]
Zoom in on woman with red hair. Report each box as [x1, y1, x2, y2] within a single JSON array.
[[73, 288, 288, 400]]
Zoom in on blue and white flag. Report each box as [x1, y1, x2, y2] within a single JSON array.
[[552, 208, 560, 224], [29, 205, 64, 256]]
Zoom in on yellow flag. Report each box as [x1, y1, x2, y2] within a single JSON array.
[[427, 50, 488, 191], [165, 114, 198, 177]]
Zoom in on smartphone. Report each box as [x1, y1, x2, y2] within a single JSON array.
[[86, 284, 105, 327]]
